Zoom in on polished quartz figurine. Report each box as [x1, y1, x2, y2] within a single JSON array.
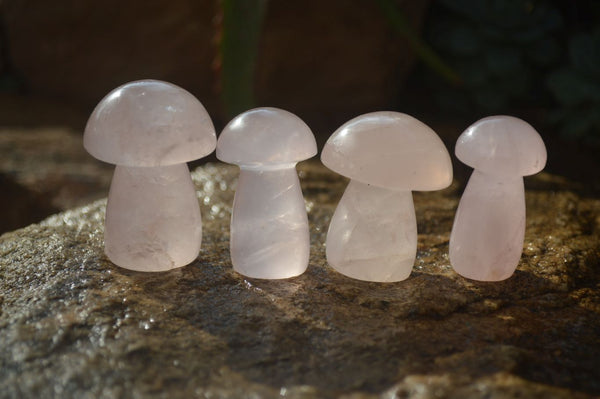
[[321, 111, 453, 282], [217, 107, 317, 279], [84, 80, 216, 272], [449, 116, 547, 281]]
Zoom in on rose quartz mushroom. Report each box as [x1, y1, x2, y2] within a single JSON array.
[[84, 80, 216, 272], [449, 115, 546, 281], [217, 107, 317, 279], [321, 111, 453, 282]]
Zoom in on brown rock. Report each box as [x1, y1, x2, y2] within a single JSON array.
[[0, 162, 599, 397], [3, 0, 219, 112], [0, 172, 57, 233], [255, 0, 430, 135], [0, 127, 112, 232], [3, 0, 427, 128]]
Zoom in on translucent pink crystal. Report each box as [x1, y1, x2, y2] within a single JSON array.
[[217, 108, 317, 279], [449, 116, 547, 281], [325, 180, 417, 282], [105, 165, 202, 271], [84, 80, 216, 271], [322, 112, 453, 282], [229, 166, 311, 279]]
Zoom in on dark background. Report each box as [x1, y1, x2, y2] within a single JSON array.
[[0, 0, 599, 232]]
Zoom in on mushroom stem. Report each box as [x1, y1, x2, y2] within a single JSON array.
[[230, 165, 310, 279], [449, 170, 525, 281], [326, 180, 417, 282], [104, 164, 202, 272]]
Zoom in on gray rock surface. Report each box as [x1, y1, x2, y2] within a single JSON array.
[[1, 162, 599, 398], [0, 127, 113, 233]]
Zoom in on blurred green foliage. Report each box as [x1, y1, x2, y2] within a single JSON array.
[[421, 0, 600, 140], [546, 29, 600, 139], [426, 0, 563, 111], [219, 0, 267, 119], [376, 0, 461, 85]]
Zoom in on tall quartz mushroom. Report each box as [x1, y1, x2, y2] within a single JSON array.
[[449, 116, 546, 281], [84, 80, 216, 272], [321, 111, 453, 282], [217, 107, 317, 279]]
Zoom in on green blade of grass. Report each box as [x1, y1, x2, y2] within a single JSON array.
[[376, 0, 462, 86], [219, 0, 268, 118]]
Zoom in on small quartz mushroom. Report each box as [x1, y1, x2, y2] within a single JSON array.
[[84, 80, 216, 272], [321, 111, 453, 282], [449, 115, 546, 281], [216, 107, 317, 279]]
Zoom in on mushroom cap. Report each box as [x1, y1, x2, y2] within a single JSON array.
[[321, 111, 453, 191], [216, 107, 317, 166], [455, 116, 546, 176], [84, 80, 216, 167]]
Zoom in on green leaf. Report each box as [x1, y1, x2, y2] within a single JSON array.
[[569, 31, 600, 78], [453, 59, 488, 86], [559, 107, 600, 138], [434, 88, 471, 114], [447, 25, 481, 56], [530, 3, 562, 32], [473, 86, 508, 110], [501, 70, 531, 97], [377, 0, 462, 86], [219, 0, 268, 118], [485, 47, 522, 76], [526, 37, 561, 67], [546, 69, 597, 106], [438, 0, 487, 20]]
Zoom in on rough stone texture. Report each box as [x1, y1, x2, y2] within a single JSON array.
[[0, 127, 112, 233], [0, 128, 112, 209], [1, 162, 599, 398]]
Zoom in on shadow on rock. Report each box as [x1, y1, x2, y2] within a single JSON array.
[[134, 256, 600, 396]]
